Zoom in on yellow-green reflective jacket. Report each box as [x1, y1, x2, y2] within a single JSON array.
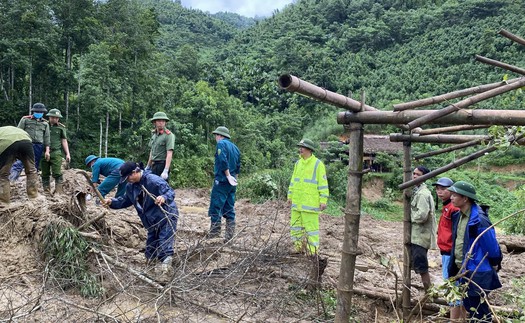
[[288, 154, 329, 212]]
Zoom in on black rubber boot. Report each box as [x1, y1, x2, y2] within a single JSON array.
[[206, 221, 221, 239], [224, 219, 236, 242]]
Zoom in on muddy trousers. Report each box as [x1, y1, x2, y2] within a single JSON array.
[[9, 142, 43, 181], [41, 150, 63, 188], [463, 295, 492, 322], [145, 215, 178, 262], [290, 210, 320, 255], [208, 180, 236, 238], [0, 140, 39, 202], [97, 169, 126, 198]]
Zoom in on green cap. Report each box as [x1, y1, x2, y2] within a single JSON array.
[[297, 138, 315, 151], [447, 181, 477, 201], [150, 111, 170, 122], [212, 126, 231, 139], [46, 108, 63, 118]]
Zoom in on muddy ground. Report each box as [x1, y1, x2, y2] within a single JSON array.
[[0, 169, 523, 322]]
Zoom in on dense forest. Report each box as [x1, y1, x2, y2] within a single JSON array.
[[1, 0, 525, 218]]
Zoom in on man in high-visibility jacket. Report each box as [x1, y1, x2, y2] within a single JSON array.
[[287, 138, 329, 256]]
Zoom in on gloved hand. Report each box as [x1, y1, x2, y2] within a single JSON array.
[[145, 165, 151, 171], [227, 175, 238, 186], [161, 169, 169, 180]]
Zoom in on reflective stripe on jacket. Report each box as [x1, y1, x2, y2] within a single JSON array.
[[287, 154, 329, 212]]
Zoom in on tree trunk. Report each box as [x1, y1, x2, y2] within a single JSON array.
[[99, 119, 103, 157], [28, 55, 33, 114], [65, 36, 72, 122], [105, 111, 109, 157]]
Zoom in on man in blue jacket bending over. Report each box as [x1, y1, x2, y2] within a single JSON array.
[[104, 161, 179, 276]]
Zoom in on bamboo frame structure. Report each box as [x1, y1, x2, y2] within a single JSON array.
[[499, 29, 525, 47], [413, 139, 483, 160], [278, 28, 525, 323]]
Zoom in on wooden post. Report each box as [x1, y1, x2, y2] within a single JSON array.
[[413, 139, 483, 160], [401, 141, 412, 320], [337, 109, 525, 125], [335, 123, 364, 323], [498, 29, 525, 47], [399, 145, 498, 190], [393, 78, 520, 111], [475, 56, 525, 76]]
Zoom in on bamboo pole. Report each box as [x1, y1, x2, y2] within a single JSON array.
[[413, 139, 483, 160], [475, 55, 525, 76], [398, 145, 497, 190], [499, 29, 525, 47], [413, 125, 489, 135], [277, 74, 378, 112], [407, 78, 525, 129], [390, 134, 491, 144], [393, 78, 520, 111], [337, 109, 525, 126], [401, 141, 412, 320], [335, 122, 364, 323]]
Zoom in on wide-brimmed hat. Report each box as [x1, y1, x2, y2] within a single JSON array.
[[297, 138, 315, 151], [432, 177, 454, 187], [212, 126, 231, 139], [46, 108, 63, 118], [85, 155, 98, 166], [447, 180, 477, 201], [119, 161, 141, 183], [149, 111, 170, 122]]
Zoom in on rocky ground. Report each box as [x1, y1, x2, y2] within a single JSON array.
[[0, 169, 523, 322]]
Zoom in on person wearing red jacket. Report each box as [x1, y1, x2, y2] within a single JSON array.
[[432, 177, 465, 321]]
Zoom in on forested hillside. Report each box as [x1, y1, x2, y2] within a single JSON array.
[[1, 0, 525, 189]]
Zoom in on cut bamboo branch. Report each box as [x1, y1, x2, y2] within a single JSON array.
[[398, 145, 497, 190], [338, 109, 525, 126], [278, 74, 378, 112], [413, 139, 483, 160], [499, 29, 525, 47], [475, 55, 525, 76], [414, 125, 490, 135], [407, 78, 525, 129], [390, 134, 491, 144], [393, 78, 520, 111]]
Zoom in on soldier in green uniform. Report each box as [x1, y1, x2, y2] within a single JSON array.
[[9, 103, 51, 181], [41, 109, 71, 195], [145, 112, 175, 181], [0, 126, 40, 203]]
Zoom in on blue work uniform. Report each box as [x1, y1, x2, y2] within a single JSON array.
[[109, 171, 179, 261], [91, 157, 126, 198], [208, 138, 241, 223]]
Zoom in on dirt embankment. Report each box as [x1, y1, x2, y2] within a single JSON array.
[[0, 170, 523, 322]]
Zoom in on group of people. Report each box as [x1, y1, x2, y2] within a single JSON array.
[[410, 166, 502, 322], [0, 103, 505, 320]]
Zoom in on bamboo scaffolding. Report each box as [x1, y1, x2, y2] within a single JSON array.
[[407, 78, 525, 129], [335, 122, 364, 323], [398, 145, 497, 190], [338, 109, 525, 125], [393, 78, 520, 111], [390, 134, 491, 144], [278, 74, 378, 112], [499, 29, 525, 47], [414, 124, 489, 135], [413, 139, 483, 160], [475, 55, 525, 76], [401, 141, 412, 319]]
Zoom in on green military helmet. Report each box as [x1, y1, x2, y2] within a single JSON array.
[[31, 102, 47, 113], [212, 126, 231, 139], [297, 138, 316, 152], [150, 111, 170, 123], [46, 108, 63, 118], [447, 180, 477, 201]]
